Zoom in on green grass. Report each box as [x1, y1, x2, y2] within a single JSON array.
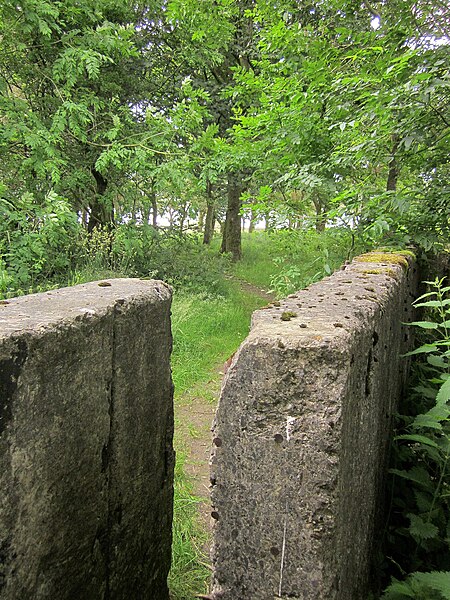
[[231, 228, 362, 296], [168, 452, 211, 600], [171, 284, 266, 398]]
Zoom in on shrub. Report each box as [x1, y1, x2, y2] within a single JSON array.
[[382, 278, 450, 598]]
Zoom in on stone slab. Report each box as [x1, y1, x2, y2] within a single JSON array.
[[0, 279, 174, 600], [211, 256, 418, 600]]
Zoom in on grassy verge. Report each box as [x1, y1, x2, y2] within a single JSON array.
[[171, 284, 266, 398], [168, 451, 211, 600]]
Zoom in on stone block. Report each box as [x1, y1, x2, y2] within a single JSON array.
[[0, 279, 174, 600], [211, 256, 418, 600]]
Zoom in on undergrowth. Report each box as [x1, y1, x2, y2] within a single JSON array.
[[231, 228, 365, 297], [382, 278, 450, 599]]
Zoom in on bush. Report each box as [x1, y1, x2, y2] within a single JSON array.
[[0, 191, 79, 297], [112, 225, 231, 296]]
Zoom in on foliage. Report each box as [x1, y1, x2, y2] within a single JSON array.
[[383, 278, 450, 596], [227, 0, 450, 251], [232, 228, 364, 297], [112, 226, 232, 296], [1, 0, 449, 260], [0, 190, 78, 295], [382, 571, 450, 600]]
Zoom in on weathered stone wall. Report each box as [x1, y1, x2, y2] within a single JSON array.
[[211, 254, 418, 600], [0, 279, 174, 600]]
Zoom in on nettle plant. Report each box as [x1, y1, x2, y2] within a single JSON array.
[[383, 278, 450, 599]]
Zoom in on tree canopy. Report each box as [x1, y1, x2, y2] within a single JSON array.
[[1, 0, 449, 274]]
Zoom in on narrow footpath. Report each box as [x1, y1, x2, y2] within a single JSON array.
[[174, 280, 276, 557]]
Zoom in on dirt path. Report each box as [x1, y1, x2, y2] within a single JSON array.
[[174, 281, 276, 562], [225, 274, 276, 303]]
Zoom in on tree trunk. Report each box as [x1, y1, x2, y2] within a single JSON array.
[[312, 194, 327, 233], [88, 168, 113, 232], [221, 174, 243, 261], [198, 209, 205, 231], [203, 182, 215, 245], [142, 204, 151, 225], [150, 187, 158, 228], [386, 134, 400, 192], [248, 210, 256, 233]]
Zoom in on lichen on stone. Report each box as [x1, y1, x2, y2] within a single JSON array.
[[360, 267, 399, 280]]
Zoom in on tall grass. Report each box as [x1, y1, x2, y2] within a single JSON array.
[[232, 228, 362, 296], [168, 452, 211, 600]]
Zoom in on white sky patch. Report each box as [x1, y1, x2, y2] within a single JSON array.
[[371, 16, 381, 30]]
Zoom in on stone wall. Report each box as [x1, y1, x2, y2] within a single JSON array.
[[0, 279, 174, 600], [211, 253, 418, 600]]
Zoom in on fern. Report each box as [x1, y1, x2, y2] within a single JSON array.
[[416, 571, 450, 599]]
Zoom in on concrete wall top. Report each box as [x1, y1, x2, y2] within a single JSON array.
[[0, 278, 171, 337], [0, 278, 174, 600], [249, 253, 414, 346]]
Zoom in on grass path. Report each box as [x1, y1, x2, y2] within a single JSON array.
[[169, 281, 275, 599]]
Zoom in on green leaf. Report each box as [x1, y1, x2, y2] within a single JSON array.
[[436, 378, 450, 406], [408, 513, 439, 541], [404, 344, 438, 357], [413, 489, 433, 513], [414, 384, 438, 400], [414, 291, 438, 302], [413, 414, 443, 431], [395, 434, 440, 449], [408, 321, 439, 329], [410, 571, 450, 599], [414, 300, 450, 308], [390, 466, 432, 489], [382, 578, 416, 599], [428, 355, 447, 368]]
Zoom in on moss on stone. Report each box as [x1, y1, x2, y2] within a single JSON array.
[[281, 311, 298, 321], [354, 252, 409, 270]]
